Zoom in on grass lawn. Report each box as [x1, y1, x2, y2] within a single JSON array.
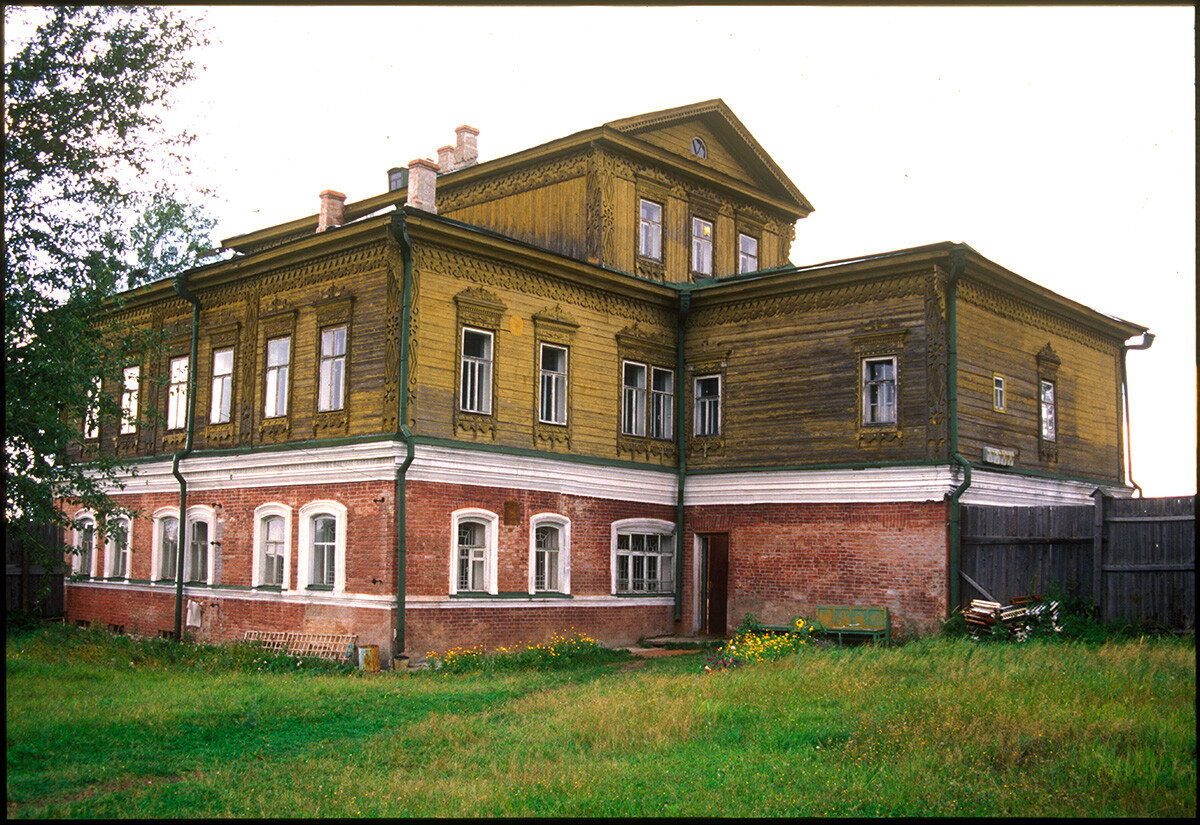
[[6, 624, 1195, 818]]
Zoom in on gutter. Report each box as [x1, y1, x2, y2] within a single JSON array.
[[389, 210, 417, 664], [945, 246, 972, 616], [674, 288, 693, 623], [1120, 332, 1155, 497], [172, 270, 201, 641]]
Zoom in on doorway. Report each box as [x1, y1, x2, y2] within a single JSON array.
[[698, 533, 729, 637]]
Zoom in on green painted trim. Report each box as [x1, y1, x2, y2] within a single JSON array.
[[449, 591, 573, 600]]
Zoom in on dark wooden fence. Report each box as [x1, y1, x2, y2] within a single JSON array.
[[960, 494, 1195, 630], [5, 524, 65, 618]]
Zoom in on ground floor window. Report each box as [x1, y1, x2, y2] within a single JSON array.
[[451, 508, 498, 595], [612, 518, 675, 594], [529, 513, 570, 594]]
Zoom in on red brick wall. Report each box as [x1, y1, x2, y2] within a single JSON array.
[[686, 500, 949, 638]]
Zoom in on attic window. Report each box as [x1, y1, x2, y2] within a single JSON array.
[[690, 137, 707, 159]]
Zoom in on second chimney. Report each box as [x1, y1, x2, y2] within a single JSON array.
[[405, 158, 439, 213], [455, 125, 479, 168], [317, 190, 346, 232]]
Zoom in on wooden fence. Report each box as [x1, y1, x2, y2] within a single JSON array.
[[5, 524, 65, 618], [960, 494, 1194, 630]]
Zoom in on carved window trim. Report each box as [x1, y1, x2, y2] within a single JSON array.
[[616, 327, 677, 459], [686, 350, 729, 459], [454, 289, 504, 439], [851, 324, 909, 447], [533, 307, 578, 450], [1036, 343, 1061, 462], [259, 308, 297, 442], [206, 323, 240, 445]]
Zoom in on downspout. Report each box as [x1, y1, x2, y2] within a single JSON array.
[[389, 210, 416, 663], [172, 270, 201, 641], [1120, 332, 1154, 497], [674, 288, 692, 623], [945, 246, 972, 616]]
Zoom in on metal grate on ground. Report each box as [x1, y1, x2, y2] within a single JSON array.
[[243, 630, 357, 662]]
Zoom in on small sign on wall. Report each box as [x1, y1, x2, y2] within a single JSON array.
[[982, 446, 1017, 467]]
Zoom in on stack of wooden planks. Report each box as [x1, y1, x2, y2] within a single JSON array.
[[964, 596, 1060, 641]]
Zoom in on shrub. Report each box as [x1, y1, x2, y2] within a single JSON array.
[[708, 613, 822, 671]]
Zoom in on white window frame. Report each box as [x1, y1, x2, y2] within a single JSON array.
[[105, 516, 131, 579], [638, 198, 662, 260], [528, 513, 570, 595], [611, 518, 675, 595], [738, 233, 759, 274], [694, 374, 722, 437], [120, 365, 140, 434], [264, 336, 291, 419], [862, 357, 897, 426], [72, 513, 98, 577], [253, 503, 293, 589], [167, 355, 189, 430], [622, 361, 647, 436], [183, 505, 216, 585], [1040, 379, 1057, 442], [150, 507, 179, 582], [211, 347, 234, 424], [297, 500, 347, 593], [539, 343, 568, 425], [650, 367, 675, 440], [318, 325, 347, 412], [691, 216, 713, 276], [449, 508, 498, 596], [993, 373, 1007, 413], [460, 328, 494, 415]]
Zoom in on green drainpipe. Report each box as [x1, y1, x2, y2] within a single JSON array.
[[674, 288, 692, 623], [389, 211, 416, 663], [946, 246, 972, 615], [172, 270, 201, 641]]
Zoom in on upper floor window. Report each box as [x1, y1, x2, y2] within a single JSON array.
[[264, 336, 290, 418], [120, 366, 140, 434], [1040, 380, 1057, 442], [167, 356, 190, 430], [650, 367, 674, 440], [451, 508, 498, 595], [738, 233, 759, 274], [694, 375, 722, 437], [539, 343, 568, 425], [691, 217, 713, 276], [460, 328, 493, 415], [622, 362, 647, 437], [862, 357, 897, 426], [253, 503, 292, 589], [638, 199, 662, 260], [318, 325, 347, 412], [530, 514, 571, 594], [211, 348, 234, 424], [993, 374, 1007, 412], [84, 377, 101, 439]]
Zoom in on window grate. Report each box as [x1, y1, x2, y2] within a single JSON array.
[[243, 630, 356, 662]]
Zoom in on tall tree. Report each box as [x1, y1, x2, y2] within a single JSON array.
[[4, 6, 214, 572]]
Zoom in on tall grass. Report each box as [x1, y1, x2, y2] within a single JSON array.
[[6, 623, 1194, 818]]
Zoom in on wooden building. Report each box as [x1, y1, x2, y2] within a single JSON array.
[[63, 100, 1150, 661]]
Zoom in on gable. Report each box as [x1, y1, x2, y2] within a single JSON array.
[[605, 99, 813, 216]]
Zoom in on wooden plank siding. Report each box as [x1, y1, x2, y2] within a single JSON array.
[[684, 268, 938, 470], [955, 277, 1124, 483]]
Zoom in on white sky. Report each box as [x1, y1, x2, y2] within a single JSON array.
[[13, 5, 1197, 496]]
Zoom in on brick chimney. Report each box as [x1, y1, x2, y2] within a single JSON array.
[[437, 145, 455, 173], [455, 125, 479, 168], [317, 190, 346, 232], [405, 158, 439, 213]]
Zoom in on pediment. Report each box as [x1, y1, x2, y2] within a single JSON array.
[[605, 99, 813, 215]]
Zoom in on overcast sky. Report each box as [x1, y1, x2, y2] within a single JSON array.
[[13, 5, 1196, 496]]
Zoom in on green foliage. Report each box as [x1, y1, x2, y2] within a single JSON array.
[[6, 631, 1193, 818], [709, 613, 825, 670], [425, 632, 632, 674], [4, 6, 216, 566]]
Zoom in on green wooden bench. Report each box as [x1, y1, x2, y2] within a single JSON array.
[[812, 605, 890, 646]]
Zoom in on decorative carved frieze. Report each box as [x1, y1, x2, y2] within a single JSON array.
[[959, 279, 1118, 354], [924, 274, 949, 460], [688, 274, 928, 328], [438, 153, 588, 212]]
